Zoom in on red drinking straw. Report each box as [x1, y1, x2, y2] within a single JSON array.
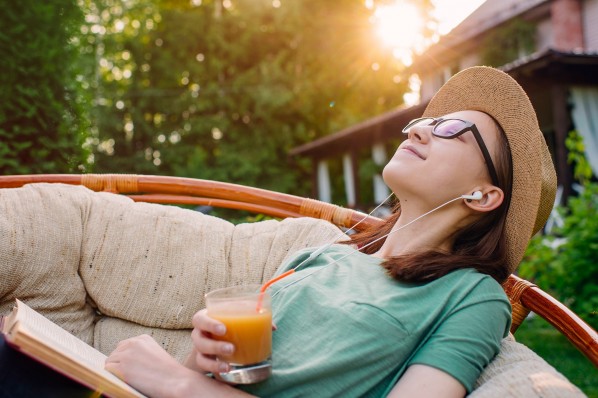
[[256, 269, 295, 311]]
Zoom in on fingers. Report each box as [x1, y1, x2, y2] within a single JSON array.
[[194, 349, 230, 374], [115, 334, 154, 348], [191, 328, 234, 356], [104, 360, 125, 381], [105, 335, 191, 398], [190, 310, 235, 374], [192, 309, 226, 336], [191, 309, 234, 357], [107, 335, 159, 366], [191, 329, 234, 373], [106, 344, 150, 386]]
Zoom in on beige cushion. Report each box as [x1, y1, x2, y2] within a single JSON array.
[[79, 192, 236, 329], [471, 335, 587, 397], [79, 191, 343, 330], [0, 184, 96, 344], [0, 183, 343, 350]]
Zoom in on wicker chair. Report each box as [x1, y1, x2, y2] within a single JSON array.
[[1, 173, 596, 371]]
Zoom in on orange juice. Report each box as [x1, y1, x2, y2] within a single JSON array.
[[205, 285, 273, 384], [208, 299, 272, 365]]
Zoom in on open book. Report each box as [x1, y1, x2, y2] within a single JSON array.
[[1, 299, 145, 398]]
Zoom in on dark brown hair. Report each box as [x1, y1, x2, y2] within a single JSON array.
[[344, 120, 513, 284]]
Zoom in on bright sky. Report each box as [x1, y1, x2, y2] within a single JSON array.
[[433, 0, 486, 35], [372, 0, 486, 66], [370, 0, 486, 105]]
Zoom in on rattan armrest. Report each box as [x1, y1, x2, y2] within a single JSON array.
[[0, 173, 596, 367]]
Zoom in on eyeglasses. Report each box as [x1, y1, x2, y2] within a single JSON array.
[[402, 117, 499, 186]]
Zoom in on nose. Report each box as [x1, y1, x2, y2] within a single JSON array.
[[407, 124, 431, 143]]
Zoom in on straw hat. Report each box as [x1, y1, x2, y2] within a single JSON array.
[[423, 66, 557, 275]]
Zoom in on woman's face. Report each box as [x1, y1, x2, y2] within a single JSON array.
[[383, 110, 501, 204]]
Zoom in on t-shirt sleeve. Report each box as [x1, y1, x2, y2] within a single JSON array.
[[407, 279, 511, 393]]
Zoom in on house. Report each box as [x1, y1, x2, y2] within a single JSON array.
[[290, 0, 598, 209]]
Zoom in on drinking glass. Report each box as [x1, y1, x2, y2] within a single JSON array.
[[205, 284, 272, 384]]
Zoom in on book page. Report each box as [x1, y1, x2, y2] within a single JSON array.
[[6, 300, 145, 397], [13, 300, 107, 368]]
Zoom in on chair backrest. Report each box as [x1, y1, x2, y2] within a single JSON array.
[[1, 173, 596, 367]]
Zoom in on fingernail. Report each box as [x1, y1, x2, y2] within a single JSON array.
[[222, 343, 234, 354], [219, 362, 229, 373], [215, 325, 226, 335]]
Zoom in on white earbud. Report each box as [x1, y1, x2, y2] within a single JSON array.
[[462, 191, 483, 201]]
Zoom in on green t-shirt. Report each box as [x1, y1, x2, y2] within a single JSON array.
[[239, 244, 511, 397]]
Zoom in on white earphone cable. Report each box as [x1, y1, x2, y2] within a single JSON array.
[[271, 195, 466, 297], [290, 192, 395, 270]]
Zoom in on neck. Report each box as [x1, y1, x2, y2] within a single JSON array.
[[373, 196, 471, 258]]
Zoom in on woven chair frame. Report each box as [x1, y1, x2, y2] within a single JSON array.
[[1, 174, 596, 367]]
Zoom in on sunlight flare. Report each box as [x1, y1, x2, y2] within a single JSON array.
[[373, 2, 423, 50]]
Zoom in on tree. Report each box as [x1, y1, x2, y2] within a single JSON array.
[[0, 0, 91, 173], [86, 0, 409, 196]]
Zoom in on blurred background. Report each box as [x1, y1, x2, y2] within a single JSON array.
[[0, 0, 482, 198], [1, 1, 596, 394]]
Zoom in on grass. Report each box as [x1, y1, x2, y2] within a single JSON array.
[[514, 315, 598, 398]]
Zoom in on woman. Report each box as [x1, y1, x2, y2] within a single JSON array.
[[105, 66, 557, 397]]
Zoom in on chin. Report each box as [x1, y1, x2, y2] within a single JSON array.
[[382, 164, 407, 192], [381, 165, 393, 187], [381, 174, 403, 199]]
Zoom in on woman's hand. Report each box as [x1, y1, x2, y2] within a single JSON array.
[[186, 308, 277, 375], [105, 334, 198, 398], [187, 309, 234, 374], [106, 334, 257, 398]]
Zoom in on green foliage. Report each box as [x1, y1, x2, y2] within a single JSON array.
[[519, 131, 598, 330], [2, 0, 429, 197], [83, 0, 409, 196], [520, 188, 598, 330], [566, 130, 593, 184], [481, 18, 536, 67], [0, 0, 91, 173]]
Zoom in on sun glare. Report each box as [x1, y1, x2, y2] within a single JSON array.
[[371, 0, 486, 66], [374, 2, 423, 51]]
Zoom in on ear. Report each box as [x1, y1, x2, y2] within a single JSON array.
[[464, 186, 504, 213]]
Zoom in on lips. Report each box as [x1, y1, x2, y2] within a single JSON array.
[[401, 144, 425, 160]]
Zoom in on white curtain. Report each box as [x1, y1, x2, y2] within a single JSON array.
[[570, 86, 598, 176]]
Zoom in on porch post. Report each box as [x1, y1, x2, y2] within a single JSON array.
[[552, 84, 573, 198], [311, 159, 318, 199], [317, 159, 332, 203], [342, 153, 358, 207], [372, 143, 390, 204]]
